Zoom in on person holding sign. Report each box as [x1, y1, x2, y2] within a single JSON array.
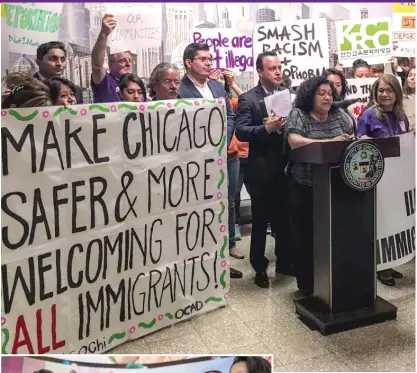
[[179, 43, 242, 278], [285, 76, 354, 296], [357, 74, 411, 286], [119, 73, 147, 102], [235, 51, 295, 288], [91, 14, 133, 103], [148, 62, 181, 100]]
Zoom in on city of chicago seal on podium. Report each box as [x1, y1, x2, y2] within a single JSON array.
[[341, 139, 385, 191]]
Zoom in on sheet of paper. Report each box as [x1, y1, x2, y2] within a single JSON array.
[[264, 89, 293, 118]]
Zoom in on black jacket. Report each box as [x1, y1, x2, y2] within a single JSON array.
[[34, 72, 84, 104], [235, 82, 287, 184]]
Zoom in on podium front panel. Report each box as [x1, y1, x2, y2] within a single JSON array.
[[330, 167, 376, 313]]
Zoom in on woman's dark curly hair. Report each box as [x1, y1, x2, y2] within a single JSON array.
[[231, 357, 271, 373], [323, 68, 348, 100], [293, 76, 337, 113]]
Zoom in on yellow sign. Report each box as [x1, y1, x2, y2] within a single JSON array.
[[1, 3, 6, 17], [393, 2, 416, 13]]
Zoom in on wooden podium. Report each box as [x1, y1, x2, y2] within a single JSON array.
[[290, 137, 400, 335]]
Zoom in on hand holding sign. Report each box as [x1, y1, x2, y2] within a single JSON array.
[[223, 70, 236, 85], [102, 14, 117, 36]]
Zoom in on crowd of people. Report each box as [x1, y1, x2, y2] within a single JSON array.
[[1, 14, 415, 294]]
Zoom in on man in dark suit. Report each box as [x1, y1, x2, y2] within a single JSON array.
[[34, 41, 84, 104], [235, 51, 295, 288], [179, 43, 242, 279]]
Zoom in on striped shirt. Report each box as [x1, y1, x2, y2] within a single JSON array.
[[286, 108, 354, 186]]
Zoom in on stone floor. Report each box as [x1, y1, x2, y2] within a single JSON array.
[[109, 228, 416, 372]]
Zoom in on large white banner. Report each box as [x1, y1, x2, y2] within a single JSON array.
[[190, 28, 253, 73], [336, 17, 393, 65], [1, 99, 229, 354], [3, 2, 63, 55], [105, 3, 162, 53], [376, 132, 416, 271], [252, 18, 329, 86]]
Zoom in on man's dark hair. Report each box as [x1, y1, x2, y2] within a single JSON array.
[[352, 58, 370, 74], [36, 41, 66, 61], [205, 370, 223, 373], [293, 75, 337, 113], [398, 57, 411, 66], [119, 73, 147, 101], [231, 357, 271, 373], [183, 43, 210, 68], [256, 51, 278, 71], [323, 68, 348, 100], [44, 77, 76, 105], [33, 370, 54, 373]]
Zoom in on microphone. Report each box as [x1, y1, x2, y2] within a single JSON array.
[[331, 97, 362, 110]]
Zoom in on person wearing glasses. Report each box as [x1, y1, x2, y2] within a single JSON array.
[[148, 62, 181, 101], [119, 74, 147, 102], [179, 43, 241, 279], [179, 43, 235, 149], [91, 14, 133, 103], [357, 75, 410, 287]]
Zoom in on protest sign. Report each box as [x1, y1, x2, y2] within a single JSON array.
[[392, 2, 416, 13], [3, 3, 63, 55], [336, 18, 393, 65], [253, 18, 329, 86], [376, 132, 415, 271], [345, 77, 402, 120], [234, 72, 255, 96], [105, 3, 161, 53], [190, 28, 253, 73], [1, 99, 229, 354], [392, 3, 415, 57]]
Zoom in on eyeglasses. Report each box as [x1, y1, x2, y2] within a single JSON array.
[[160, 80, 180, 87], [377, 88, 394, 94], [112, 58, 132, 66], [193, 57, 214, 65]]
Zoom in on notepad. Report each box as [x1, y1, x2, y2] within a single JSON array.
[[264, 89, 293, 118]]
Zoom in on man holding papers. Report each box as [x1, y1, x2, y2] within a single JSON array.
[[235, 51, 295, 288]]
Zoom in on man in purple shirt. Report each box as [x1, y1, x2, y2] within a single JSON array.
[[91, 14, 133, 103]]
